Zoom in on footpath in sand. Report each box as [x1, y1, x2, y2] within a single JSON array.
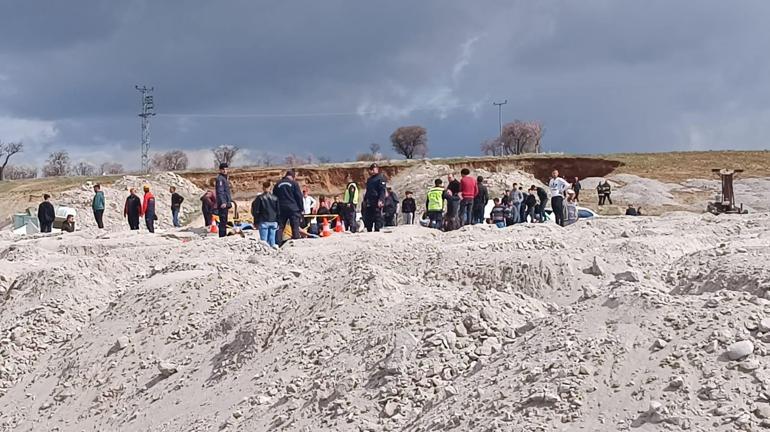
[[2, 210, 770, 431]]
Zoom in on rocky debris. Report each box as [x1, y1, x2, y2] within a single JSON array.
[[614, 270, 641, 283], [1, 210, 770, 432], [726, 340, 754, 360], [583, 256, 606, 277]]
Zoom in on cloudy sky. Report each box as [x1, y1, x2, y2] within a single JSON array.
[[1, 0, 769, 169]]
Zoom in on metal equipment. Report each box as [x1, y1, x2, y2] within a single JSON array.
[[706, 169, 748, 215]]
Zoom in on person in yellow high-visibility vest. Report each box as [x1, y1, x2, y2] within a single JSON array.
[[342, 175, 359, 232], [426, 178, 445, 230]]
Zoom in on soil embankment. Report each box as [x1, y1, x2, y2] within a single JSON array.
[[181, 155, 623, 198]]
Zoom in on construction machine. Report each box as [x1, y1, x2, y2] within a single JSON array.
[[706, 169, 748, 215]]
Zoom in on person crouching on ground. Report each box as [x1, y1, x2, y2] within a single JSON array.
[[61, 214, 75, 232], [142, 185, 157, 233], [251, 180, 280, 248]]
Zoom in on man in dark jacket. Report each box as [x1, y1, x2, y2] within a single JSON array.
[[363, 163, 386, 232], [216, 163, 232, 238], [383, 187, 398, 227], [524, 187, 538, 222], [446, 174, 461, 196], [401, 191, 416, 225], [273, 169, 304, 242], [124, 188, 142, 230], [170, 186, 184, 227], [443, 189, 461, 231], [38, 194, 55, 233], [200, 190, 216, 227], [473, 176, 488, 225], [572, 177, 582, 201], [252, 181, 280, 248]]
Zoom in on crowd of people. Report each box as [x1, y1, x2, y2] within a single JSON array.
[[33, 162, 636, 245]]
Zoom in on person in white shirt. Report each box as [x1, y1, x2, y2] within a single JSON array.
[[302, 188, 317, 215], [548, 169, 569, 226]]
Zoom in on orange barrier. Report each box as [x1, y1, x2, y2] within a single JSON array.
[[321, 217, 332, 237], [334, 215, 344, 233]]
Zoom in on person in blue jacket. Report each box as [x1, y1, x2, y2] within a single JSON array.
[[216, 163, 232, 237]]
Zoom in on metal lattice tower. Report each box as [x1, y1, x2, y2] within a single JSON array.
[[135, 85, 156, 173]]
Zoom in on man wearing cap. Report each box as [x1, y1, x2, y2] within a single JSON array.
[[363, 163, 386, 232], [216, 163, 232, 237], [273, 169, 304, 242]]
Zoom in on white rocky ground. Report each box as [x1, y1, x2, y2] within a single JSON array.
[[1, 211, 770, 431]]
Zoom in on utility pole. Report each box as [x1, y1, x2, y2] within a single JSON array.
[[135, 85, 156, 173], [492, 100, 507, 136]]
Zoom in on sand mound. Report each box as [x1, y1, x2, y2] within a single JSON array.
[[1, 212, 770, 431], [54, 172, 204, 231]]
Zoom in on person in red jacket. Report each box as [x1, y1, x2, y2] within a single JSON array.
[[142, 185, 157, 233], [459, 168, 478, 226]]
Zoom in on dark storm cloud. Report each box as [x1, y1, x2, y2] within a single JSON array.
[[0, 0, 769, 169]]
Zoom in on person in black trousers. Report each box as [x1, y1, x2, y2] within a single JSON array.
[[38, 194, 55, 233], [215, 163, 232, 237], [362, 163, 386, 232]]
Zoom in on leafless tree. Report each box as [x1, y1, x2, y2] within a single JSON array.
[[317, 155, 332, 164], [3, 165, 37, 180], [500, 121, 544, 155], [0, 141, 23, 181], [480, 137, 504, 156], [356, 143, 384, 162], [212, 145, 240, 167], [390, 126, 428, 159], [151, 150, 189, 171], [42, 151, 71, 177], [261, 152, 276, 167], [72, 161, 97, 177], [100, 162, 124, 175]]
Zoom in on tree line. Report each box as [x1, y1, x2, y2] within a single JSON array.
[[0, 119, 543, 180]]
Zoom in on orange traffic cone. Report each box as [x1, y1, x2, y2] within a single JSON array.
[[321, 217, 332, 237], [334, 215, 344, 233], [209, 223, 218, 234]]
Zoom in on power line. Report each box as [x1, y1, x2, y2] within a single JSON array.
[[135, 85, 156, 173]]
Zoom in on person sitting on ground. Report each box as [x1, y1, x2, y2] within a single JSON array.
[[38, 194, 55, 233], [401, 191, 416, 225], [490, 198, 506, 228], [625, 204, 638, 216], [61, 214, 75, 233], [443, 189, 461, 232], [329, 195, 340, 229], [426, 179, 445, 230], [251, 180, 280, 248], [564, 190, 578, 226]]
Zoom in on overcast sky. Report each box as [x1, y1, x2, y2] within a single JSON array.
[[1, 0, 769, 169]]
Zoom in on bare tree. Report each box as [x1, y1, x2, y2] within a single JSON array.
[[212, 145, 240, 167], [500, 121, 544, 155], [480, 137, 504, 156], [356, 143, 384, 162], [0, 141, 24, 181], [390, 126, 428, 159], [151, 150, 189, 171], [317, 156, 332, 164], [3, 165, 37, 180], [260, 152, 276, 167], [42, 151, 71, 177], [72, 161, 97, 177], [284, 153, 302, 166], [100, 162, 124, 175]]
